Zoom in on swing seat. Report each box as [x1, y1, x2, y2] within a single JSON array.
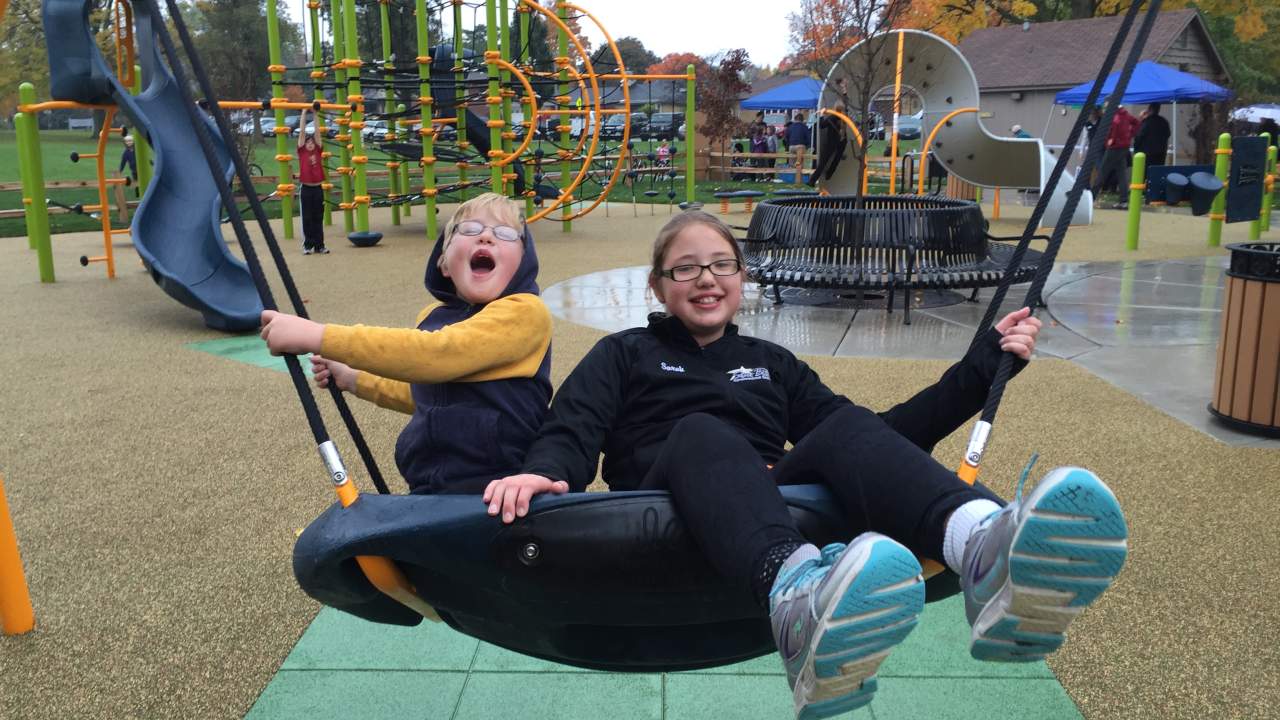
[[293, 484, 961, 673]]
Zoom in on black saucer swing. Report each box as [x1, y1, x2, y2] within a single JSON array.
[[139, 0, 1157, 675]]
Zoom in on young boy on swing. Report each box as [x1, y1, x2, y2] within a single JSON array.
[[260, 193, 552, 495], [484, 211, 1128, 719]]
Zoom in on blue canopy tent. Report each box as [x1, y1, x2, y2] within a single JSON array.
[[741, 77, 822, 110], [1053, 61, 1232, 160]]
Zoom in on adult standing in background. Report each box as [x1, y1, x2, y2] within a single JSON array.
[[1133, 103, 1171, 166], [1092, 101, 1140, 203], [786, 111, 811, 185]]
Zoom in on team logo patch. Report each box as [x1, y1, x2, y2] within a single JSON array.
[[726, 366, 771, 383]]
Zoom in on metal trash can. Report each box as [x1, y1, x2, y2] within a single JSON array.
[[1210, 243, 1280, 437]]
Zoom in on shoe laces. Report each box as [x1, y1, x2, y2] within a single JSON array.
[[771, 543, 844, 617], [1014, 452, 1039, 504]]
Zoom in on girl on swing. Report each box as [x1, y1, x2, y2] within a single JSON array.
[[485, 211, 1128, 719]]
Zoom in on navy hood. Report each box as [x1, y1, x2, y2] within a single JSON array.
[[423, 222, 540, 308]]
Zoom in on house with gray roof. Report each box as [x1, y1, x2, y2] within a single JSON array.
[[957, 9, 1230, 164]]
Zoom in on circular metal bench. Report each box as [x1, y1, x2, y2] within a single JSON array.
[[743, 195, 1046, 323]]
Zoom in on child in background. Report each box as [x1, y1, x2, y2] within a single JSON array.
[[260, 193, 552, 494], [485, 211, 1128, 719]]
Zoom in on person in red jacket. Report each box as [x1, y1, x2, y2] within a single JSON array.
[[296, 108, 328, 254], [1091, 102, 1141, 204]]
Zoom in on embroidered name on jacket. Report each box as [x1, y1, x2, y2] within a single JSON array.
[[660, 362, 685, 373], [726, 366, 771, 383]]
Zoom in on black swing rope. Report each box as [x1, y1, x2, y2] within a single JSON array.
[[959, 0, 1162, 476], [143, 0, 391, 495]]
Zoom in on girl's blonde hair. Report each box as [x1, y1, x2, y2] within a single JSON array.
[[649, 211, 745, 285], [440, 192, 526, 261]]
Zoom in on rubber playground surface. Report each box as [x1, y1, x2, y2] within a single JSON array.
[[1, 202, 1278, 719]]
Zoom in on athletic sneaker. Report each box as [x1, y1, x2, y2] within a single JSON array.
[[962, 465, 1128, 662], [769, 534, 925, 719], [315, 246, 330, 254], [302, 246, 313, 255]]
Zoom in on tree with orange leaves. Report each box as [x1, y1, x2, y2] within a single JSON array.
[[647, 52, 709, 79]]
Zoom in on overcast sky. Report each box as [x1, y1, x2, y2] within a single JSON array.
[[286, 0, 797, 69]]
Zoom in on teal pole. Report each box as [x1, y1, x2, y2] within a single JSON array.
[[16, 83, 54, 281], [414, 0, 438, 241], [1208, 133, 1230, 248], [265, 0, 295, 239], [685, 63, 696, 205], [1126, 152, 1145, 250]]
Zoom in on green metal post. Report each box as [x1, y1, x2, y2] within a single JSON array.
[[685, 63, 696, 205], [519, 4, 532, 216], [308, 1, 331, 227], [558, 2, 570, 232], [1261, 143, 1276, 234], [330, 0, 354, 233], [1126, 152, 1145, 251], [266, 0, 295, 239], [382, 0, 399, 229], [454, 0, 469, 201], [1208, 133, 1230, 248], [499, 0, 514, 173], [415, 0, 438, 241], [16, 84, 53, 281], [389, 102, 404, 226], [398, 100, 411, 217], [343, 0, 372, 238], [132, 66, 153, 194], [486, 0, 504, 190]]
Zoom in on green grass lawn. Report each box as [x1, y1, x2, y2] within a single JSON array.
[[1, 129, 928, 237]]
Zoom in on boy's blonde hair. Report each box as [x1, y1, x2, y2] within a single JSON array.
[[440, 193, 526, 262]]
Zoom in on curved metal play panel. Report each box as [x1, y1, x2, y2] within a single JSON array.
[[822, 29, 1091, 227]]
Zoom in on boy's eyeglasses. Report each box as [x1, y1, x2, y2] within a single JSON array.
[[454, 220, 522, 243], [660, 259, 742, 282]]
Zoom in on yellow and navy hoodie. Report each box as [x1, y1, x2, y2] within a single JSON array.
[[318, 228, 552, 494]]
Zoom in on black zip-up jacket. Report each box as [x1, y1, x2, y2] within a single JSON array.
[[521, 313, 1023, 492]]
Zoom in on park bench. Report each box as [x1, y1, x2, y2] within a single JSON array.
[[742, 195, 1046, 324]]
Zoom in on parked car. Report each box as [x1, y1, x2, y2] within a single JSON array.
[[601, 114, 628, 140], [259, 118, 277, 138], [895, 114, 922, 140], [629, 112, 649, 137], [361, 119, 389, 142], [295, 122, 338, 139], [648, 112, 684, 140]]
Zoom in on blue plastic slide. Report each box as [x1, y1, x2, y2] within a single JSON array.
[[43, 0, 262, 332]]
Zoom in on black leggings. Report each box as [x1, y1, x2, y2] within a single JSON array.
[[301, 184, 325, 249], [637, 406, 1000, 595]]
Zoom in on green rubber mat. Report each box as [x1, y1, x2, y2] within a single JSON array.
[[245, 597, 1081, 720]]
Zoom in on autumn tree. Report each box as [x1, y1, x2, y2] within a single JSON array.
[[608, 36, 660, 74], [648, 52, 710, 78], [696, 49, 752, 165]]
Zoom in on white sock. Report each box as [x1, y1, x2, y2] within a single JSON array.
[[942, 500, 1001, 574], [778, 543, 821, 582]]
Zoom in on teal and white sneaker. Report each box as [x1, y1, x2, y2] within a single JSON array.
[[769, 533, 925, 719], [962, 465, 1129, 662]]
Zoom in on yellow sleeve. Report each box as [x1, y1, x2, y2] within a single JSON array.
[[320, 294, 552, 384], [352, 373, 415, 414]]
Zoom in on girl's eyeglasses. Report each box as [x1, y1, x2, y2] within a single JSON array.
[[660, 259, 742, 282]]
